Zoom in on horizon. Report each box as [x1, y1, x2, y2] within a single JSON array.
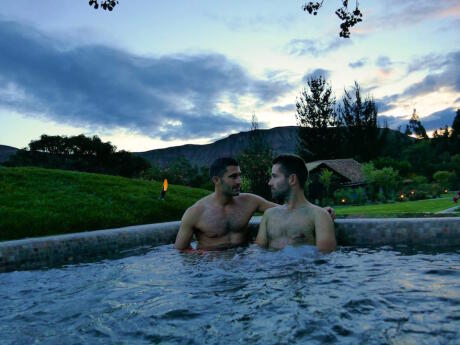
[[0, 1, 459, 151]]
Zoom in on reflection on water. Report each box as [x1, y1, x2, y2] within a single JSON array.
[[0, 245, 459, 344]]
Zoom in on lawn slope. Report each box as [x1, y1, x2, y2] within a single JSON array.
[[0, 167, 210, 241]]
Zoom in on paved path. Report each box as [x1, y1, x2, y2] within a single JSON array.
[[436, 205, 459, 214]]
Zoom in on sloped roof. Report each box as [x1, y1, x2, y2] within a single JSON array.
[[306, 158, 365, 185]]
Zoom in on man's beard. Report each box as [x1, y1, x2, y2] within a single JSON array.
[[222, 183, 240, 196], [271, 186, 289, 203]]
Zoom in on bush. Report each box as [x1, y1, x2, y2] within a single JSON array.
[[333, 187, 367, 205]]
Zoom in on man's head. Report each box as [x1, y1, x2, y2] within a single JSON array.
[[269, 154, 308, 201], [210, 157, 241, 196]]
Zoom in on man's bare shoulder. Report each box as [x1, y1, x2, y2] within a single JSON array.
[[264, 204, 285, 216], [183, 195, 211, 219], [305, 203, 329, 216]]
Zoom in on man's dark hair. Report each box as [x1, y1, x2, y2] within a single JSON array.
[[272, 154, 309, 186], [209, 157, 238, 179]]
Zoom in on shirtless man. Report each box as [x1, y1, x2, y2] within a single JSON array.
[[255, 154, 336, 252], [174, 157, 334, 250]]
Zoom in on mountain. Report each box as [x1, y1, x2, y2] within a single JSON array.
[[135, 126, 410, 167], [0, 145, 18, 163], [136, 126, 299, 167]]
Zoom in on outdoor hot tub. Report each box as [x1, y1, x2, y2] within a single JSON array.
[[0, 217, 459, 344]]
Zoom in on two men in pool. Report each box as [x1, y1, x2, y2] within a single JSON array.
[[174, 155, 336, 252]]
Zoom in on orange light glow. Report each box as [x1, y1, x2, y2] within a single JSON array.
[[163, 179, 168, 191]]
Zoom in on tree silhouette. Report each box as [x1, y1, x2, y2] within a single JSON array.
[[296, 75, 338, 161], [303, 0, 363, 37], [88, 1, 363, 37], [407, 109, 428, 140], [88, 0, 119, 11]]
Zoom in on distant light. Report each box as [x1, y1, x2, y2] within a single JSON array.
[[410, 190, 415, 195], [341, 198, 346, 204], [444, 189, 448, 193], [400, 194, 405, 199]]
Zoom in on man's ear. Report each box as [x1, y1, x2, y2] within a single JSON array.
[[288, 174, 297, 185], [212, 176, 220, 185]]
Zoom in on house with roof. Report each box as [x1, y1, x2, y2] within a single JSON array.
[[305, 158, 366, 201]]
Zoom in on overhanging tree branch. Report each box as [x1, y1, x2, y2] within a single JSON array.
[[303, 0, 363, 37]]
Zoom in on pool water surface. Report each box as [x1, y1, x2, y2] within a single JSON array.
[[0, 245, 459, 344]]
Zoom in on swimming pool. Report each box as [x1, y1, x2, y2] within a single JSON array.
[[1, 244, 458, 344]]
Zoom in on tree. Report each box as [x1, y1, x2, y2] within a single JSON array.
[[407, 109, 428, 139], [303, 1, 363, 37], [89, 0, 118, 11], [296, 76, 338, 161], [451, 109, 460, 154], [238, 114, 273, 200], [89, 0, 364, 38], [336, 81, 384, 162]]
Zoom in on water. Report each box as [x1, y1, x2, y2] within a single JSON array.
[[0, 245, 459, 345]]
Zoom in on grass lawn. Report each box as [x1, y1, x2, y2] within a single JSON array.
[[335, 194, 458, 217], [0, 166, 211, 241]]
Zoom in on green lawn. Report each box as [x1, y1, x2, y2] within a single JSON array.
[[0, 166, 210, 241], [335, 195, 458, 216]]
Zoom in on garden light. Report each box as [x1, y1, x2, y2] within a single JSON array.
[[400, 194, 405, 199], [341, 198, 346, 204], [160, 178, 168, 200], [444, 189, 448, 193]]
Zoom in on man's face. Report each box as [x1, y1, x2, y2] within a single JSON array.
[[219, 165, 241, 196], [269, 164, 290, 201]]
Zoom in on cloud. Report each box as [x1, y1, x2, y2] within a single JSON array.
[[378, 108, 456, 131], [359, 0, 460, 34], [375, 94, 399, 113], [272, 104, 296, 113], [406, 53, 448, 74], [301, 68, 331, 83], [373, 50, 460, 106], [349, 58, 368, 69], [0, 20, 293, 141], [376, 56, 393, 69], [286, 38, 351, 57], [401, 51, 460, 98], [420, 107, 457, 130]]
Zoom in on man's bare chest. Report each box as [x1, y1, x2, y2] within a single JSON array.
[[196, 206, 253, 237], [267, 211, 315, 241]]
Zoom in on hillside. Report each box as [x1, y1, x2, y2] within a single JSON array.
[[0, 145, 18, 163], [136, 126, 298, 167], [0, 166, 210, 241], [135, 126, 411, 167]]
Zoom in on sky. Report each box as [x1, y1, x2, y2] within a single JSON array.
[[0, 0, 459, 151]]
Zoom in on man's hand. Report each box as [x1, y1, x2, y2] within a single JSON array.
[[324, 206, 336, 221]]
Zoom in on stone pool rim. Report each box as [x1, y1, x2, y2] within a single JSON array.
[[0, 217, 459, 273]]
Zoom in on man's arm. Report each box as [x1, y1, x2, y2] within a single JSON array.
[[255, 212, 269, 247], [174, 207, 197, 250], [314, 208, 337, 252], [249, 194, 278, 213]]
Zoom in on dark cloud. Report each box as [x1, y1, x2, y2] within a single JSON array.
[[420, 107, 457, 130], [286, 38, 351, 57], [378, 108, 456, 131], [374, 50, 460, 105], [402, 51, 460, 98], [301, 69, 331, 83], [272, 104, 296, 113], [0, 20, 293, 141], [375, 94, 399, 113], [349, 58, 368, 69], [376, 56, 393, 68], [406, 53, 448, 74]]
